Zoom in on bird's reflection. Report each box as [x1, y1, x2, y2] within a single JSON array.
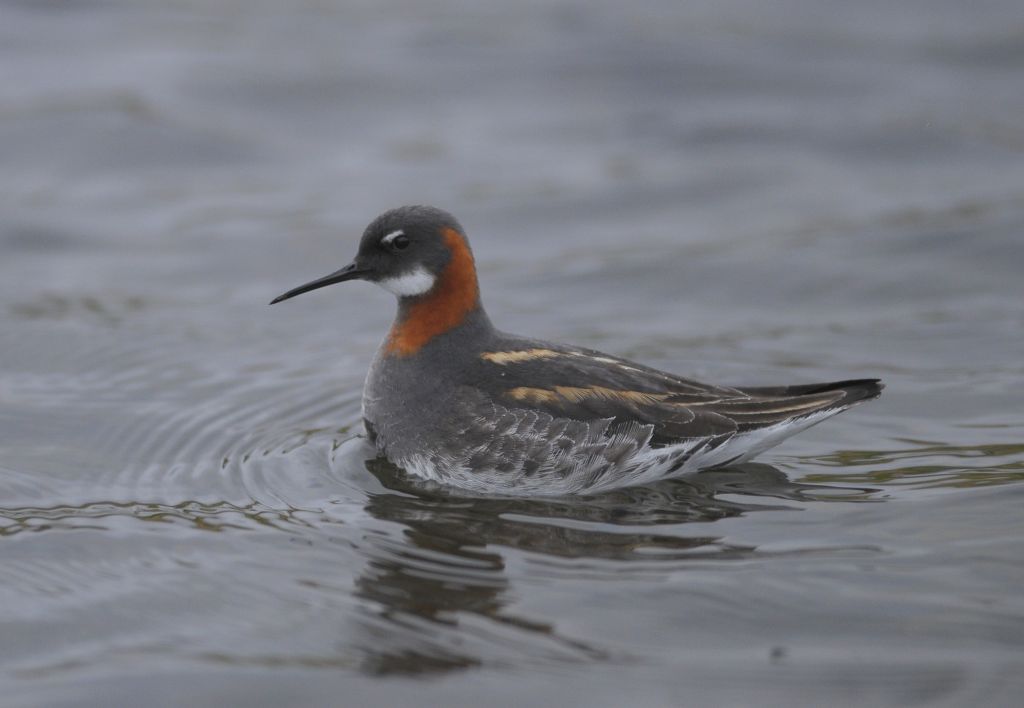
[[352, 458, 878, 675]]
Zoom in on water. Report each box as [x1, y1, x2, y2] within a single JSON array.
[[2, 1, 1024, 705]]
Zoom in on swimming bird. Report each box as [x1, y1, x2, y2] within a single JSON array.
[[271, 206, 882, 496]]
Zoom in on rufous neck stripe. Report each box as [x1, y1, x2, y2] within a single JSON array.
[[385, 227, 479, 356]]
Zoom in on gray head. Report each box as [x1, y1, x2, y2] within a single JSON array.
[[270, 205, 478, 304]]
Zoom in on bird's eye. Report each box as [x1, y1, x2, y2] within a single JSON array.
[[392, 234, 410, 250]]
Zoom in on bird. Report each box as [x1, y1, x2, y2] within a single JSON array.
[[271, 205, 882, 496]]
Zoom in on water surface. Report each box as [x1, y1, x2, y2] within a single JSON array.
[[2, 1, 1024, 706]]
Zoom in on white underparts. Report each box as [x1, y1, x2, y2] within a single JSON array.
[[378, 266, 436, 297]]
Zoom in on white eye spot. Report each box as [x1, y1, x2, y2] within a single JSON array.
[[381, 230, 405, 247], [378, 266, 435, 297]]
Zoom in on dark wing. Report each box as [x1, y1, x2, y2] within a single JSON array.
[[472, 338, 882, 447]]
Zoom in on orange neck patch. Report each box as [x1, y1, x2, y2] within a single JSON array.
[[385, 227, 480, 356]]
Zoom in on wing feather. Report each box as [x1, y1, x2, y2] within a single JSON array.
[[475, 339, 863, 445]]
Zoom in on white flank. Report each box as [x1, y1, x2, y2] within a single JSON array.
[[378, 266, 436, 297], [388, 407, 847, 497]]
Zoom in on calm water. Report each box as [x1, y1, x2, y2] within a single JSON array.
[[2, 1, 1024, 706]]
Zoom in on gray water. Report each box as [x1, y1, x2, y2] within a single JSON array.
[[2, 1, 1024, 706]]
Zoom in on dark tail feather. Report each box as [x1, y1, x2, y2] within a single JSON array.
[[740, 378, 884, 406]]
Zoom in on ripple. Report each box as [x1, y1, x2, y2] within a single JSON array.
[[802, 440, 1024, 489], [9, 293, 148, 325], [0, 466, 62, 505], [0, 499, 322, 539], [20, 323, 372, 507]]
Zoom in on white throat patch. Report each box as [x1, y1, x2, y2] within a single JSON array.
[[378, 266, 436, 297]]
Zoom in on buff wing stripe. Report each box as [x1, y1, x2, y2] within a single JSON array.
[[481, 349, 563, 365]]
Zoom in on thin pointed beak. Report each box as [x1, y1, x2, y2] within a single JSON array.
[[269, 262, 369, 304]]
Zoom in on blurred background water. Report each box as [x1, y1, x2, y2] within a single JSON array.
[[2, 1, 1023, 706]]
